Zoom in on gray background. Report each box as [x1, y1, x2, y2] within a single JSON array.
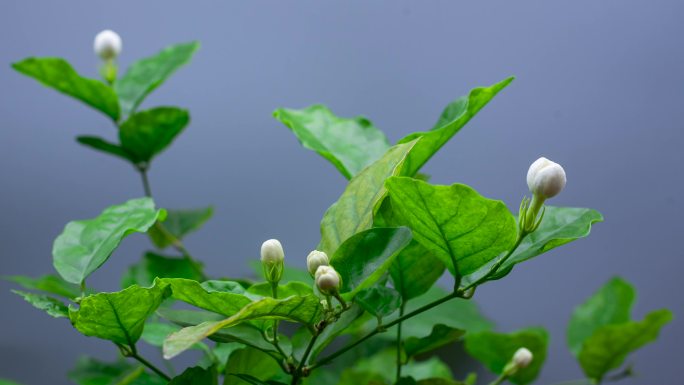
[[1, 1, 682, 384]]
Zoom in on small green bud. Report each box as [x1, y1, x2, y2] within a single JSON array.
[[260, 239, 284, 284]]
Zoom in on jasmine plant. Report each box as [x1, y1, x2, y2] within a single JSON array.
[[3, 32, 673, 385]]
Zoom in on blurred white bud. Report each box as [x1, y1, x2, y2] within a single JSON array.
[[260, 239, 284, 283], [94, 30, 122, 60], [526, 157, 566, 199], [512, 347, 533, 369], [315, 265, 340, 294], [306, 250, 329, 276]]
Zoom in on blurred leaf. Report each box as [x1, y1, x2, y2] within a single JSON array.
[[579, 309, 672, 382], [13, 57, 120, 120], [70, 284, 169, 345], [273, 105, 390, 179], [355, 286, 401, 319], [404, 324, 465, 358], [53, 197, 166, 284], [398, 77, 513, 176], [342, 349, 453, 383], [115, 42, 200, 117], [164, 295, 323, 359], [121, 252, 204, 288], [148, 206, 214, 248], [567, 277, 635, 356], [119, 107, 189, 163], [465, 207, 604, 285], [224, 348, 282, 385], [319, 139, 419, 255], [0, 380, 23, 385], [385, 177, 517, 277], [12, 290, 68, 318], [168, 366, 217, 385], [227, 374, 287, 385], [4, 274, 80, 298], [331, 227, 412, 298], [76, 136, 135, 163], [68, 356, 167, 385], [465, 328, 548, 385]]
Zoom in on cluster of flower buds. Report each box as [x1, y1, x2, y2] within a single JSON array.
[[93, 30, 122, 84], [519, 157, 566, 234], [260, 239, 285, 284], [503, 347, 534, 376], [306, 250, 329, 277]]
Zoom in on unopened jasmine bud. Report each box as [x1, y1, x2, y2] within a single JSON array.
[[260, 239, 284, 284], [512, 347, 533, 369], [315, 266, 340, 295], [527, 157, 566, 199], [306, 250, 329, 277], [94, 30, 122, 60]]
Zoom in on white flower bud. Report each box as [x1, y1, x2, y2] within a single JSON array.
[[94, 30, 122, 60], [306, 250, 329, 277], [512, 347, 533, 369], [315, 265, 340, 294], [261, 239, 284, 265], [526, 157, 566, 199]]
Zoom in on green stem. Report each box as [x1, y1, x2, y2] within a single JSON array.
[[396, 301, 406, 382], [463, 231, 528, 291], [292, 332, 320, 385], [270, 283, 287, 357], [488, 374, 508, 385], [310, 291, 459, 370], [130, 351, 171, 381], [139, 166, 153, 198]]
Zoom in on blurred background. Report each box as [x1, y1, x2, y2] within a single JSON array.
[[1, 1, 682, 384]]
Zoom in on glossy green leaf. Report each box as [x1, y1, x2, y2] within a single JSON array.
[[119, 107, 189, 163], [273, 105, 390, 179], [465, 328, 549, 385], [404, 324, 465, 358], [4, 274, 80, 298], [68, 356, 167, 385], [319, 139, 419, 255], [567, 277, 635, 356], [76, 136, 135, 163], [579, 309, 672, 382], [12, 57, 120, 120], [385, 177, 517, 277], [355, 286, 401, 319], [70, 284, 169, 346], [398, 78, 513, 176], [115, 42, 199, 117], [246, 281, 313, 298], [164, 295, 323, 359], [466, 207, 604, 284], [148, 206, 214, 248], [158, 278, 252, 317], [168, 367, 217, 385], [331, 227, 412, 298], [12, 290, 68, 318], [53, 197, 166, 284], [224, 348, 282, 385], [121, 253, 204, 288]]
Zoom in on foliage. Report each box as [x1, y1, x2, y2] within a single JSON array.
[[5, 35, 670, 385]]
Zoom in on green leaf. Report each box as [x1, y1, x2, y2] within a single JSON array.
[[404, 357, 454, 381], [12, 290, 68, 318], [465, 328, 549, 385], [246, 281, 313, 298], [343, 349, 453, 383], [404, 324, 465, 358], [398, 77, 513, 177], [0, 380, 23, 385], [76, 136, 136, 163], [53, 197, 166, 284], [385, 177, 517, 277], [466, 207, 604, 284], [148, 206, 214, 248], [121, 253, 204, 288], [3, 274, 81, 298], [68, 356, 167, 385], [273, 105, 390, 179], [115, 42, 200, 117], [355, 286, 401, 319], [70, 284, 169, 346], [224, 348, 282, 385], [141, 321, 212, 353], [226, 374, 287, 385], [578, 309, 672, 382], [416, 379, 466, 385], [119, 107, 189, 163], [567, 277, 635, 357], [159, 278, 252, 317], [12, 57, 120, 121], [308, 304, 366, 360], [163, 295, 323, 359], [331, 227, 412, 298], [319, 139, 419, 255], [168, 367, 217, 385]]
